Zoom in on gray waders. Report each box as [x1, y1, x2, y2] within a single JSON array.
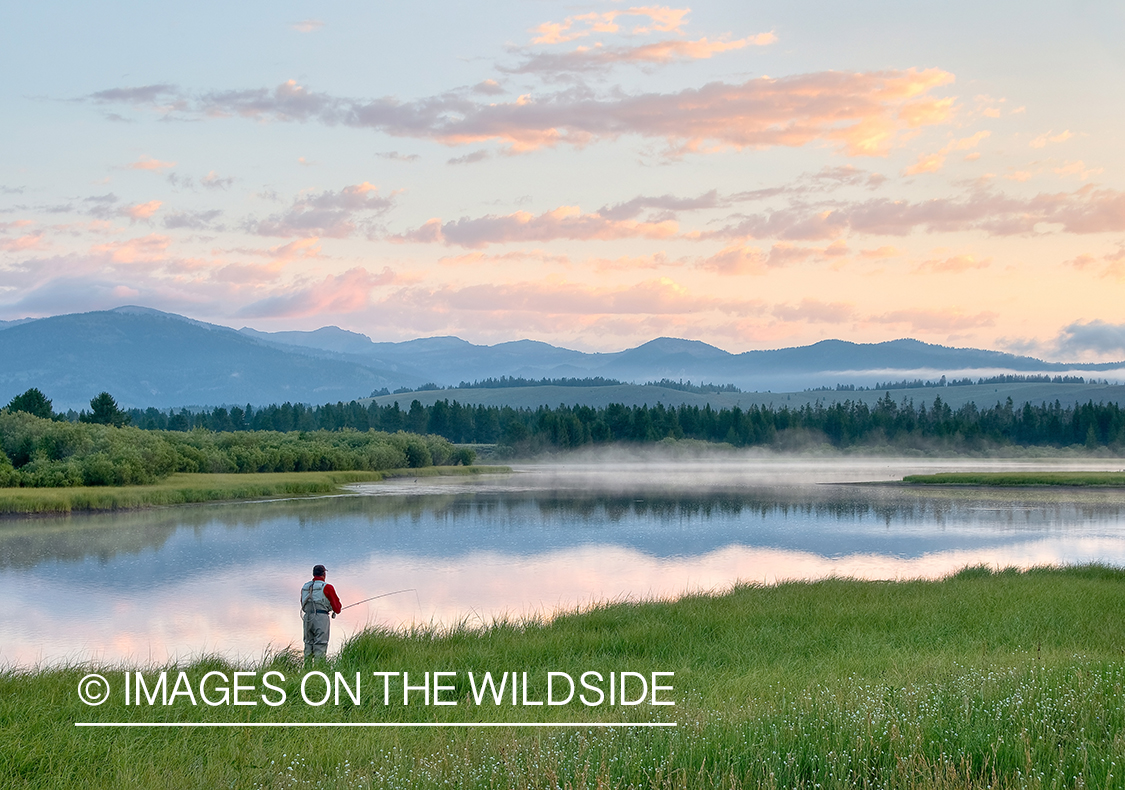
[[300, 579, 332, 659]]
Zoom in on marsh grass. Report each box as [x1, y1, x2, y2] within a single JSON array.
[[0, 466, 509, 514], [904, 471, 1125, 486], [5, 566, 1125, 788]]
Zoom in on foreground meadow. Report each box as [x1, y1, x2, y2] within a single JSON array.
[[4, 565, 1125, 789]]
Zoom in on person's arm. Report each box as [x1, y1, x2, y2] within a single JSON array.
[[323, 583, 342, 614]]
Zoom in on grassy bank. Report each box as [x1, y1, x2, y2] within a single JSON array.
[[5, 566, 1125, 788], [904, 470, 1125, 486], [0, 466, 509, 515]]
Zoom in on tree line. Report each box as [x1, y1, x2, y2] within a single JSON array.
[[118, 394, 1125, 452], [8, 387, 1125, 455]]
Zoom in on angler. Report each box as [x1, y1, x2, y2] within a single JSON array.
[[300, 564, 342, 660]]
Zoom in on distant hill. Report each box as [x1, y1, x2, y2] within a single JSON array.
[[0, 306, 1123, 410], [248, 325, 1125, 394], [0, 308, 398, 410]]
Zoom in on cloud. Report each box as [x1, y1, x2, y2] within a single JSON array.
[[1030, 130, 1072, 149], [122, 155, 176, 171], [95, 68, 957, 156], [124, 200, 162, 220], [529, 7, 690, 45], [598, 190, 721, 221], [437, 249, 571, 267], [707, 184, 1125, 240], [447, 150, 490, 165], [473, 80, 505, 96], [0, 231, 48, 252], [392, 205, 677, 248], [375, 151, 421, 162], [870, 308, 997, 332], [89, 234, 171, 263], [915, 254, 991, 273], [773, 299, 855, 323], [696, 241, 841, 274], [697, 244, 766, 274], [1055, 320, 1125, 357], [163, 209, 223, 230], [236, 266, 397, 318], [89, 84, 179, 104], [247, 182, 394, 238], [504, 33, 776, 76], [1053, 160, 1103, 180], [902, 130, 989, 175], [384, 276, 757, 318], [292, 19, 324, 33], [201, 171, 235, 189]]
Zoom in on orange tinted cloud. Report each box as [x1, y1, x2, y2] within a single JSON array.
[[1030, 130, 1072, 148], [773, 299, 856, 323], [123, 155, 176, 171], [124, 200, 162, 220], [134, 69, 955, 156], [903, 130, 990, 175], [870, 308, 997, 331], [530, 6, 690, 44], [90, 234, 171, 263], [393, 206, 677, 248], [709, 184, 1125, 240], [0, 232, 48, 252], [237, 266, 397, 318], [387, 277, 756, 317], [915, 254, 991, 273], [507, 34, 776, 75]]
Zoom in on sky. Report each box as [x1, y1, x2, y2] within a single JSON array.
[[2, 1, 1124, 360]]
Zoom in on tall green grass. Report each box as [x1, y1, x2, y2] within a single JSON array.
[[0, 466, 508, 514], [5, 566, 1125, 788]]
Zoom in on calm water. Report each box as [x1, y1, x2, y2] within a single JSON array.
[[5, 456, 1125, 667]]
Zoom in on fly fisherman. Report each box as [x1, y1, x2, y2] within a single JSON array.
[[300, 564, 342, 660]]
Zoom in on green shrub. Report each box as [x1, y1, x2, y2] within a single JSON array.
[[0, 411, 462, 487]]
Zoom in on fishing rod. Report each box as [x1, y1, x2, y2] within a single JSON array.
[[340, 588, 417, 611]]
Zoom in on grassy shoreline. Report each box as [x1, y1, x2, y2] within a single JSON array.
[[904, 470, 1125, 486], [0, 465, 511, 515], [5, 565, 1125, 788]]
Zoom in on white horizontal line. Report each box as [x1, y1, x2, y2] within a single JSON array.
[[75, 721, 677, 728]]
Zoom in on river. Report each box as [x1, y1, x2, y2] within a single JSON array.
[[4, 455, 1124, 667]]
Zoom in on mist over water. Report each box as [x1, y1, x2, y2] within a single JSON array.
[[5, 454, 1125, 667]]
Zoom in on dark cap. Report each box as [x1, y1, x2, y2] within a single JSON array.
[[312, 564, 326, 577]]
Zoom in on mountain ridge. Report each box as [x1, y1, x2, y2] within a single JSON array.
[[0, 307, 1122, 410]]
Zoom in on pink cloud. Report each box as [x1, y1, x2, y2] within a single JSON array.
[[773, 299, 856, 323], [902, 130, 989, 175], [507, 34, 776, 75], [392, 206, 677, 248], [0, 232, 48, 252], [124, 200, 162, 220], [291, 19, 324, 33], [529, 7, 690, 44], [107, 68, 956, 156], [708, 184, 1125, 240], [235, 267, 399, 318], [90, 234, 171, 263], [870, 308, 997, 332], [915, 254, 991, 273], [1029, 130, 1072, 149], [383, 277, 758, 317], [123, 155, 176, 171], [437, 249, 571, 267]]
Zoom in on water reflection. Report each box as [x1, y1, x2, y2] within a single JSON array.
[[5, 457, 1125, 667]]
